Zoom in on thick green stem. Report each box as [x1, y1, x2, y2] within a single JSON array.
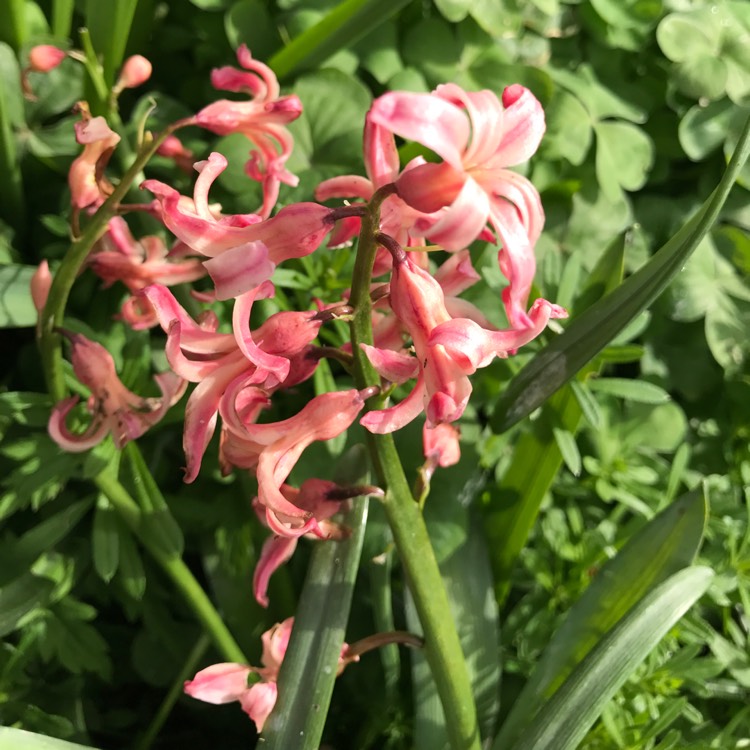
[[348, 190, 480, 750], [39, 120, 187, 401], [94, 471, 247, 664]]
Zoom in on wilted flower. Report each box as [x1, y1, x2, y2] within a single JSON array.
[[48, 333, 185, 451]]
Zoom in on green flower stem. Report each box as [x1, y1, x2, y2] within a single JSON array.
[[94, 471, 247, 664], [135, 634, 211, 750], [39, 120, 187, 402], [348, 190, 480, 750]]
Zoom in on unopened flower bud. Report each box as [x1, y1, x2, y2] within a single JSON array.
[[30, 260, 52, 314], [28, 45, 66, 73], [116, 55, 152, 90]]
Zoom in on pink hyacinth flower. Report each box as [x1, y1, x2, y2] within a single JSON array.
[[194, 45, 302, 218], [142, 152, 334, 299], [360, 253, 473, 434], [142, 284, 323, 480], [185, 618, 352, 733], [369, 83, 546, 328], [221, 389, 375, 537], [48, 333, 186, 452], [68, 115, 121, 210], [316, 113, 437, 251]]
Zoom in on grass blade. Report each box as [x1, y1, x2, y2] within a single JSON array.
[[503, 566, 714, 750], [496, 489, 707, 747], [269, 0, 411, 80], [262, 446, 370, 749]]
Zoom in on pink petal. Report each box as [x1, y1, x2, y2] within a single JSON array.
[[394, 162, 466, 214], [253, 535, 298, 608], [184, 663, 253, 704], [494, 85, 546, 168], [240, 682, 278, 733], [422, 177, 491, 251], [48, 397, 108, 452], [368, 92, 469, 170], [360, 343, 419, 383], [360, 376, 427, 434], [315, 175, 373, 202], [423, 422, 461, 468], [203, 242, 275, 300], [363, 113, 400, 186]]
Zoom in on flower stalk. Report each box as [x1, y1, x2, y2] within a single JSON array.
[[348, 189, 481, 750]]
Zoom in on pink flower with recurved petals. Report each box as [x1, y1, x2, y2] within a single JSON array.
[[142, 283, 324, 481], [142, 152, 334, 299], [184, 618, 353, 733], [369, 83, 546, 328], [220, 388, 376, 537], [48, 333, 186, 451], [194, 45, 302, 218]]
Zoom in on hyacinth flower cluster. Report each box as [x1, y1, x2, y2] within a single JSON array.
[[37, 44, 565, 734]]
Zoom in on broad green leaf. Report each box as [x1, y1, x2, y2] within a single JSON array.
[[433, 0, 471, 22], [0, 264, 36, 328], [502, 566, 713, 750], [268, 0, 411, 80], [587, 377, 671, 404], [594, 121, 654, 201], [678, 98, 737, 161], [263, 447, 370, 749], [541, 89, 593, 166], [0, 391, 53, 427], [224, 0, 280, 60], [490, 113, 750, 434], [495, 489, 707, 747], [469, 0, 522, 37], [0, 728, 99, 750]]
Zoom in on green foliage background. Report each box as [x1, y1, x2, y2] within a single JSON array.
[[0, 0, 748, 748]]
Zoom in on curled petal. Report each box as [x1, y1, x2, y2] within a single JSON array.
[[494, 85, 546, 168], [363, 112, 400, 186], [253, 535, 297, 608], [48, 397, 108, 452], [360, 375, 427, 434], [204, 242, 275, 300]]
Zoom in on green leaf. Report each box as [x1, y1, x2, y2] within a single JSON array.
[[0, 728, 99, 750], [490, 113, 750, 434], [263, 446, 370, 749], [0, 264, 36, 327], [594, 121, 654, 201], [552, 427, 581, 476], [122, 442, 184, 559], [587, 377, 671, 404], [433, 0, 471, 23], [85, 0, 140, 85], [541, 89, 593, 166], [269, 0, 411, 80], [224, 0, 280, 60], [495, 489, 707, 747], [0, 573, 55, 637], [502, 566, 713, 750], [678, 98, 737, 161], [92, 499, 120, 583]]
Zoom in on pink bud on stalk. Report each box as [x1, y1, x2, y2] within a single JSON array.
[[28, 45, 66, 72], [115, 54, 152, 91]]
